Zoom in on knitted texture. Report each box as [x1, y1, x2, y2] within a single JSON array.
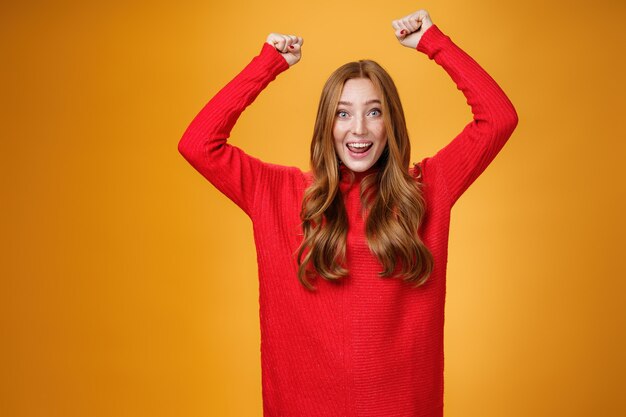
[[179, 24, 518, 417]]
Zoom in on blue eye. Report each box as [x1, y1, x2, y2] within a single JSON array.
[[337, 110, 349, 118], [369, 109, 382, 117]]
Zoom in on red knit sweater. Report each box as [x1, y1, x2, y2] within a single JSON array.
[[179, 25, 518, 417]]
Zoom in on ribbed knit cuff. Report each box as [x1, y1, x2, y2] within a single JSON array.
[[416, 25, 451, 59], [257, 42, 291, 77]]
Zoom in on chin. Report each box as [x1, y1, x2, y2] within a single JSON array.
[[340, 156, 378, 173], [346, 162, 374, 172]]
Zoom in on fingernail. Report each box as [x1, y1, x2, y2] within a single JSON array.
[[400, 30, 407, 35], [289, 45, 294, 49]]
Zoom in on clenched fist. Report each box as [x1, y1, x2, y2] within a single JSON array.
[[392, 10, 434, 49], [266, 33, 303, 67]]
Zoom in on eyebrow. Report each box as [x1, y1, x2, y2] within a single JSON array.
[[337, 99, 381, 106]]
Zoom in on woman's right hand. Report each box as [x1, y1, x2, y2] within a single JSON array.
[[266, 33, 303, 67]]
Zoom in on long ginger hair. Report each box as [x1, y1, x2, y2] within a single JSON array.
[[296, 60, 434, 290]]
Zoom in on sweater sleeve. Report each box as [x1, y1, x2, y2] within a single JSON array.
[[416, 25, 519, 207], [178, 43, 291, 216]]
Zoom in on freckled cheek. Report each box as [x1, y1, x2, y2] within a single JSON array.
[[333, 125, 347, 143], [332, 127, 344, 153], [371, 123, 386, 142]]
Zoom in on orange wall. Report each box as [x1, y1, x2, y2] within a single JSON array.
[[2, 1, 625, 416]]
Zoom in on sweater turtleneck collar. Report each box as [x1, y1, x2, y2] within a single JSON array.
[[338, 163, 381, 187]]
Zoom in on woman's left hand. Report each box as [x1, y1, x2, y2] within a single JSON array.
[[392, 9, 434, 49]]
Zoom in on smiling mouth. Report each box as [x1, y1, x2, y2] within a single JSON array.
[[346, 142, 373, 154]]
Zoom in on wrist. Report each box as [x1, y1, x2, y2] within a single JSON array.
[[259, 42, 290, 73]]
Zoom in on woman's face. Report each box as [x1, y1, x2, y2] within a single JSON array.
[[333, 78, 388, 173]]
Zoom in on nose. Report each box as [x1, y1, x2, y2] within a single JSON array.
[[352, 115, 368, 136]]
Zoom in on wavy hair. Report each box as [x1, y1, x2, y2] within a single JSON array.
[[296, 60, 434, 290]]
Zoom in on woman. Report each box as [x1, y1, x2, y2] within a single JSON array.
[[179, 9, 518, 417]]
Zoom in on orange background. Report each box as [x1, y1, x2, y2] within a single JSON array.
[[2, 0, 625, 416]]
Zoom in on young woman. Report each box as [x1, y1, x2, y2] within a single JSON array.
[[179, 9, 518, 417]]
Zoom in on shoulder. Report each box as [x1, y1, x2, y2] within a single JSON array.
[[410, 162, 423, 181], [258, 163, 310, 198], [412, 156, 441, 184], [258, 162, 306, 184], [303, 171, 315, 188]]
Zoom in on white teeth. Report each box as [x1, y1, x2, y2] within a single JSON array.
[[347, 142, 372, 149]]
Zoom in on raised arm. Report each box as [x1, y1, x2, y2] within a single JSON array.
[[178, 34, 303, 216], [393, 10, 519, 207]]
